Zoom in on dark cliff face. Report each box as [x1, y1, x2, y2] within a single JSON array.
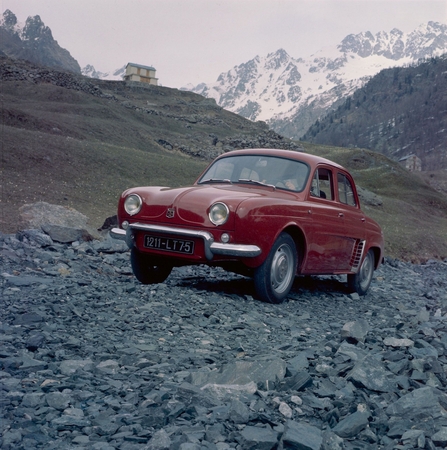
[[0, 9, 81, 74]]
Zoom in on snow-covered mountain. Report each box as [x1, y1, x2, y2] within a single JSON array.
[[185, 22, 447, 139], [81, 64, 126, 81]]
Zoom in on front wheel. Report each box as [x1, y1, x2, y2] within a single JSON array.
[[254, 233, 297, 303], [130, 248, 173, 284], [347, 249, 374, 295]]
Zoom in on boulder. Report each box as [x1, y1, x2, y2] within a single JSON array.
[[18, 202, 100, 241]]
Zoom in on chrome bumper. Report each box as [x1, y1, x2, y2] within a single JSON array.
[[110, 223, 261, 260]]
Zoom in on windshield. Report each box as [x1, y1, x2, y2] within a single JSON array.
[[198, 154, 310, 192]]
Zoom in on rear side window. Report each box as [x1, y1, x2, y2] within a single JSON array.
[[311, 168, 333, 200], [337, 173, 356, 206]]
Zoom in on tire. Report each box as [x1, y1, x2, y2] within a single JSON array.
[[254, 233, 297, 303], [347, 249, 374, 295], [130, 248, 172, 284]]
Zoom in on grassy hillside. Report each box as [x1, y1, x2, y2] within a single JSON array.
[[2, 56, 446, 261]]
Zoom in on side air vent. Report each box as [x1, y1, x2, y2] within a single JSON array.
[[350, 240, 365, 272]]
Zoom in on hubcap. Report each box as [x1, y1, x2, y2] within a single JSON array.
[[270, 244, 294, 294], [359, 252, 373, 290]]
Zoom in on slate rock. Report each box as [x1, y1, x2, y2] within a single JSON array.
[[278, 420, 322, 450], [17, 229, 53, 246], [25, 332, 46, 352], [279, 371, 313, 391], [386, 386, 447, 431], [340, 319, 370, 343], [41, 223, 93, 243], [59, 358, 93, 375], [45, 392, 71, 410], [229, 399, 250, 424], [238, 425, 278, 450], [347, 356, 396, 392], [431, 426, 447, 446], [332, 406, 371, 438]]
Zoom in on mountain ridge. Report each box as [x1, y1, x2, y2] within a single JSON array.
[[185, 21, 447, 139], [0, 9, 80, 73]]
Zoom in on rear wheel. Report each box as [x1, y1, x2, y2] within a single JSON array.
[[254, 233, 297, 303], [130, 248, 172, 284], [347, 249, 374, 295]]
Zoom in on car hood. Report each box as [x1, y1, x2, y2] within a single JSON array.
[[124, 184, 269, 227]]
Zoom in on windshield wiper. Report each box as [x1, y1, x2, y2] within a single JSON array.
[[199, 178, 233, 184], [238, 179, 275, 188]]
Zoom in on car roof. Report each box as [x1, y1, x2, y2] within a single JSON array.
[[218, 148, 347, 171]]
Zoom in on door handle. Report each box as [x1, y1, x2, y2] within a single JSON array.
[[338, 213, 344, 218]]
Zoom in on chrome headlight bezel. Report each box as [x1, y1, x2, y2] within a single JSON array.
[[209, 202, 229, 226], [124, 194, 142, 216]]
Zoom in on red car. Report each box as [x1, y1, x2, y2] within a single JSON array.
[[111, 149, 384, 303]]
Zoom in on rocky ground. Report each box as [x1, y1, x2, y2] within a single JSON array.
[[1, 229, 447, 450]]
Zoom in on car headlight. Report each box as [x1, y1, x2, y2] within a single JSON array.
[[209, 202, 229, 226], [124, 194, 142, 215]]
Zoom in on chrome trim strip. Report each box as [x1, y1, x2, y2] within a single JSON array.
[[113, 222, 262, 260], [210, 242, 261, 257], [110, 227, 135, 249], [110, 227, 126, 240]]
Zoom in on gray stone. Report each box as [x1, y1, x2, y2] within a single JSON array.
[[347, 356, 395, 392], [59, 358, 93, 375], [193, 357, 287, 388], [19, 201, 100, 239], [26, 332, 46, 351], [45, 392, 71, 410], [17, 229, 53, 246], [229, 399, 250, 424], [383, 337, 414, 348], [144, 428, 172, 449], [41, 223, 92, 243], [386, 386, 447, 429], [279, 420, 322, 450], [238, 425, 278, 450], [432, 427, 447, 446], [322, 430, 344, 450], [341, 319, 370, 343], [51, 415, 91, 430], [332, 407, 371, 438], [279, 371, 313, 391], [21, 392, 45, 408]]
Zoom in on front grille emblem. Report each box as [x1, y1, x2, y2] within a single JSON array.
[[166, 208, 175, 219]]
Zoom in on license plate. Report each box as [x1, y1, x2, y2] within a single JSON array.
[[144, 235, 194, 254]]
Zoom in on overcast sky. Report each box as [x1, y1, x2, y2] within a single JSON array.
[[2, 0, 446, 88]]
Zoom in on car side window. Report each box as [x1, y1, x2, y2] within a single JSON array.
[[337, 173, 357, 206], [311, 168, 333, 200]]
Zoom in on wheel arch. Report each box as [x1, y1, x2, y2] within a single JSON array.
[[282, 224, 307, 272], [369, 245, 383, 270]]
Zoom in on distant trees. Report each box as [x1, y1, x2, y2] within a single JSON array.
[[301, 54, 447, 170]]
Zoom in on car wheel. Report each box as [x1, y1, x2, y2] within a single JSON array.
[[130, 248, 173, 284], [347, 249, 374, 295], [254, 233, 297, 303]]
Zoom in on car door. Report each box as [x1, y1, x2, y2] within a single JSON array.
[[335, 171, 366, 270], [303, 166, 364, 273]]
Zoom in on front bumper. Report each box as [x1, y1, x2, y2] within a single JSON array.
[[110, 223, 261, 260]]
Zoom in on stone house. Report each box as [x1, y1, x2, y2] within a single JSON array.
[[399, 154, 422, 172], [123, 63, 158, 86]]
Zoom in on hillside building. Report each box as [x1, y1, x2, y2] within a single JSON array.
[[123, 63, 158, 86], [399, 154, 422, 172]]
